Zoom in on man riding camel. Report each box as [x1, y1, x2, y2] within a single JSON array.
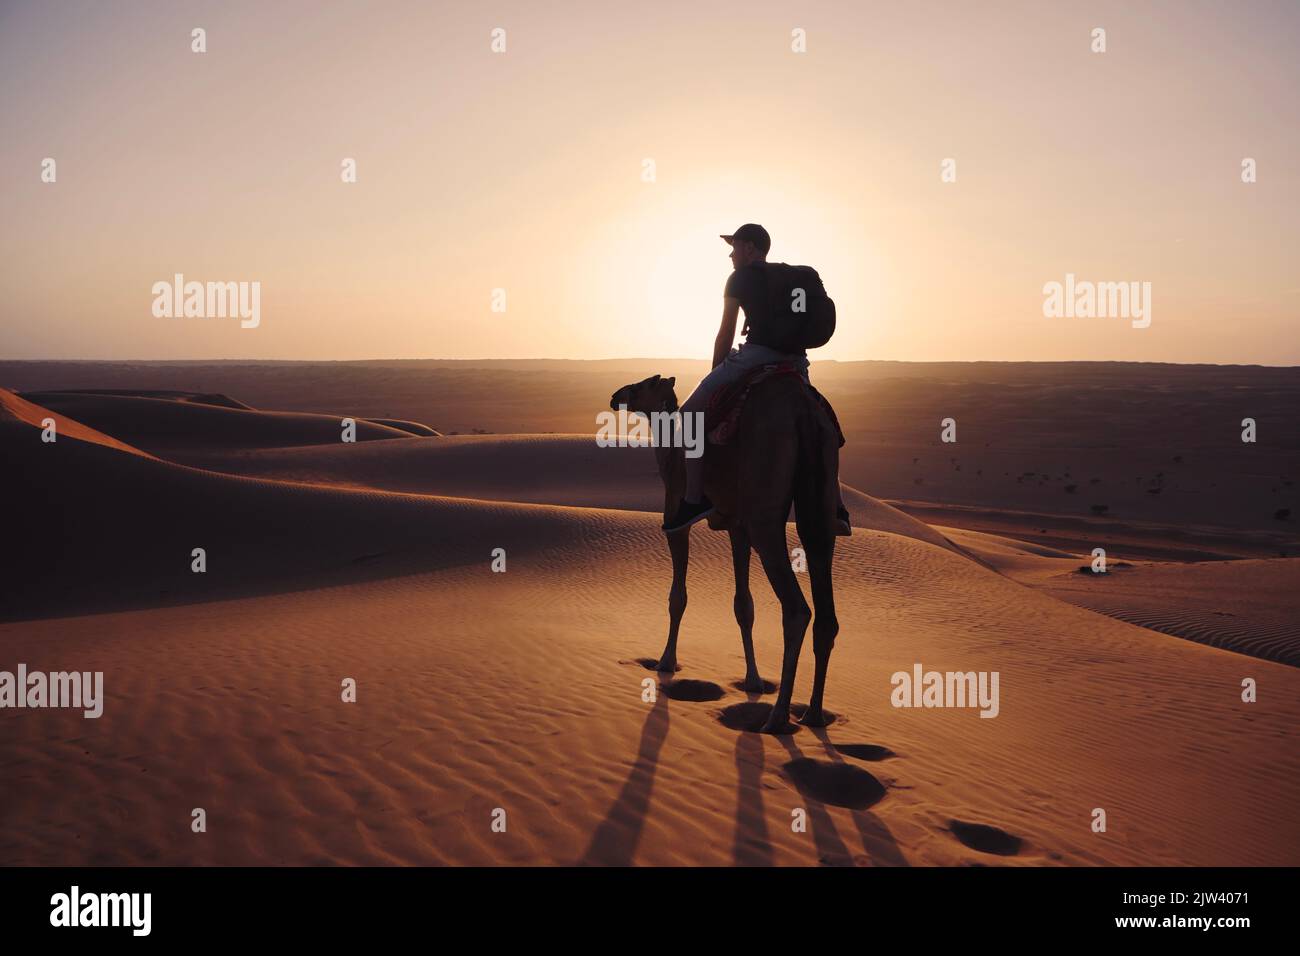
[[663, 223, 851, 534]]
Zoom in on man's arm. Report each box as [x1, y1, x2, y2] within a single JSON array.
[[712, 298, 741, 368]]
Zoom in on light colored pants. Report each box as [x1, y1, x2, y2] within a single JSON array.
[[680, 343, 810, 418]]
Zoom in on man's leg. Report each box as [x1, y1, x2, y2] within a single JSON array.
[[680, 397, 708, 505], [677, 351, 747, 502]]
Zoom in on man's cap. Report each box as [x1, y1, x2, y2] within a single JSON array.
[[720, 223, 771, 254]]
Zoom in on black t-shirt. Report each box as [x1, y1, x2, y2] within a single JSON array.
[[724, 262, 805, 356]]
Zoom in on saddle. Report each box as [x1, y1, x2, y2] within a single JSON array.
[[704, 362, 846, 448]]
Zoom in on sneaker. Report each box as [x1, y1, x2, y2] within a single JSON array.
[[835, 505, 852, 536], [663, 496, 715, 532]]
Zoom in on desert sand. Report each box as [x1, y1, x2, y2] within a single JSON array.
[[1, 363, 1297, 866]]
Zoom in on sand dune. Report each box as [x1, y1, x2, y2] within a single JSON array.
[[23, 388, 256, 409], [365, 418, 443, 437], [174, 431, 965, 558], [6, 359, 1295, 553], [2, 389, 963, 618], [2, 385, 1297, 867], [899, 500, 1286, 563], [1, 386, 154, 459], [3, 484, 1296, 866], [944, 527, 1300, 666], [1040, 559, 1300, 667], [2, 390, 594, 620], [20, 390, 422, 453]]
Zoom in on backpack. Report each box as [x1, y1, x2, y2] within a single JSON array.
[[762, 263, 836, 351]]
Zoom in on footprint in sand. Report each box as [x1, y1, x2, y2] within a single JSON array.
[[791, 702, 842, 726], [833, 743, 896, 762], [661, 679, 725, 702], [781, 758, 886, 810], [623, 657, 682, 673], [948, 819, 1023, 856], [717, 701, 798, 734], [729, 677, 777, 694], [715, 702, 842, 734]]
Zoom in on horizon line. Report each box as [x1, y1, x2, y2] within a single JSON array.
[[4, 357, 1300, 370]]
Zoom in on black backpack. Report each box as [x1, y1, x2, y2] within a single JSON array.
[[762, 263, 836, 351]]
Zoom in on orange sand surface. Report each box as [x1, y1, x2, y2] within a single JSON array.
[[2, 373, 1296, 866]]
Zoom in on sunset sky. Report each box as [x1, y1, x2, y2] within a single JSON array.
[[1, 0, 1297, 364]]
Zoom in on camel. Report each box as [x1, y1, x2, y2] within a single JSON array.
[[609, 371, 840, 733]]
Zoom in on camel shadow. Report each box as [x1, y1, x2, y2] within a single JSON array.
[[724, 700, 908, 866], [578, 682, 906, 866], [578, 691, 670, 866], [732, 728, 774, 865], [796, 726, 909, 866]]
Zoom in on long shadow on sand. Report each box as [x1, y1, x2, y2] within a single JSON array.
[[725, 700, 908, 866], [579, 692, 670, 865], [732, 721, 774, 865], [805, 727, 908, 866], [579, 688, 907, 866], [774, 734, 859, 866]]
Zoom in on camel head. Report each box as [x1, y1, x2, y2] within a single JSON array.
[[610, 374, 678, 416]]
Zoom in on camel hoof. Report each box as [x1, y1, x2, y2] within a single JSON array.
[[760, 711, 796, 735], [656, 657, 678, 674], [798, 708, 830, 728]]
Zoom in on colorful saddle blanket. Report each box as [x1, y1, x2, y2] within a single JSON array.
[[705, 362, 846, 447]]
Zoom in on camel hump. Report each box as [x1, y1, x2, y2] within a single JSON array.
[[704, 362, 802, 445]]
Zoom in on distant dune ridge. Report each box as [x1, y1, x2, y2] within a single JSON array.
[[24, 388, 255, 409], [21, 389, 420, 452], [5, 359, 1295, 547], [2, 386, 155, 459], [1, 387, 964, 619], [1, 371, 1297, 867]]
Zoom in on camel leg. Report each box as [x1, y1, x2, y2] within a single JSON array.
[[657, 528, 689, 672], [800, 541, 838, 726], [728, 528, 761, 691], [752, 521, 811, 733]]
